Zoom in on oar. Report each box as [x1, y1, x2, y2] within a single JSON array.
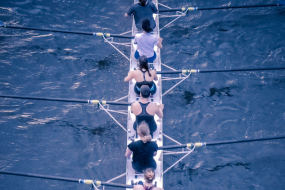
[[0, 95, 131, 106], [159, 136, 285, 150], [158, 2, 285, 12], [0, 22, 133, 39], [156, 67, 285, 74], [0, 171, 133, 188]]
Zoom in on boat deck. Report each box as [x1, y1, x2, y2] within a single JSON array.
[[126, 0, 163, 189]]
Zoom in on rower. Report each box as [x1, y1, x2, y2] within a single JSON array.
[[131, 85, 164, 136], [124, 0, 158, 31], [133, 19, 163, 63], [125, 122, 158, 173], [125, 55, 158, 96], [134, 168, 164, 190]]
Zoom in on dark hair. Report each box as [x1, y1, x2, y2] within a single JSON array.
[[139, 55, 151, 77], [143, 168, 155, 183], [139, 0, 147, 6], [140, 85, 150, 98], [142, 19, 152, 33]]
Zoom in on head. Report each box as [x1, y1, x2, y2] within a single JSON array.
[[140, 85, 150, 98], [142, 19, 152, 33], [139, 55, 149, 70], [137, 121, 150, 137], [144, 168, 155, 183], [139, 0, 147, 6]]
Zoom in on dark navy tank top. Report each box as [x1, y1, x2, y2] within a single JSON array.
[[133, 102, 157, 136], [135, 70, 155, 92]]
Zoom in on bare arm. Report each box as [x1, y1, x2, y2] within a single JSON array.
[[124, 71, 134, 81], [153, 70, 158, 81], [156, 38, 163, 49], [125, 147, 132, 158], [156, 104, 164, 118]]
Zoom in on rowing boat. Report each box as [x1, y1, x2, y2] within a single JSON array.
[[126, 0, 163, 188]]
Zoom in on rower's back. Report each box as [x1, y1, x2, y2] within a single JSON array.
[[131, 85, 163, 136], [126, 0, 157, 30]]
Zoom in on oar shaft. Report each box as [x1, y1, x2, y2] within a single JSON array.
[[0, 95, 88, 103], [159, 8, 183, 12], [100, 182, 133, 188], [0, 95, 131, 106], [104, 101, 131, 106], [0, 171, 79, 183], [3, 25, 94, 35], [199, 67, 285, 73], [158, 144, 187, 150], [1, 25, 133, 39], [158, 3, 281, 12], [159, 136, 285, 150], [109, 34, 134, 39], [206, 136, 285, 146], [0, 171, 133, 188], [198, 4, 280, 11], [156, 70, 182, 74]]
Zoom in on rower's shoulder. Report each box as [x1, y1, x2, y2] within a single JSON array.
[[150, 69, 157, 74]]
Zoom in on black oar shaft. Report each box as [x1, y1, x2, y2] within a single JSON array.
[[0, 95, 131, 106], [159, 8, 183, 12], [0, 95, 88, 103], [200, 67, 285, 73], [100, 182, 133, 188], [159, 136, 285, 150], [157, 70, 182, 74], [198, 4, 279, 11], [158, 144, 187, 150], [207, 136, 285, 146], [109, 34, 134, 39], [104, 101, 131, 106], [1, 25, 133, 39], [0, 171, 133, 188], [157, 67, 285, 75], [158, 3, 281, 12], [0, 171, 79, 183], [3, 25, 94, 35]]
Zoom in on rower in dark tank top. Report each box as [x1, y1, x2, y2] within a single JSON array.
[[131, 85, 164, 136], [125, 55, 158, 96]]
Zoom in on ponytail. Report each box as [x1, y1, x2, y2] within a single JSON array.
[[137, 121, 152, 143], [139, 55, 152, 77]]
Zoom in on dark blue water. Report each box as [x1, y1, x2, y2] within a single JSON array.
[[0, 0, 285, 189]]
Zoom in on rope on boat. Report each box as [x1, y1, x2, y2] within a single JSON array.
[[161, 63, 187, 77], [163, 144, 195, 174], [113, 95, 129, 102], [159, 9, 188, 32], [100, 173, 126, 190], [102, 36, 130, 61], [99, 103, 127, 132], [100, 108, 128, 115], [162, 73, 191, 96]]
